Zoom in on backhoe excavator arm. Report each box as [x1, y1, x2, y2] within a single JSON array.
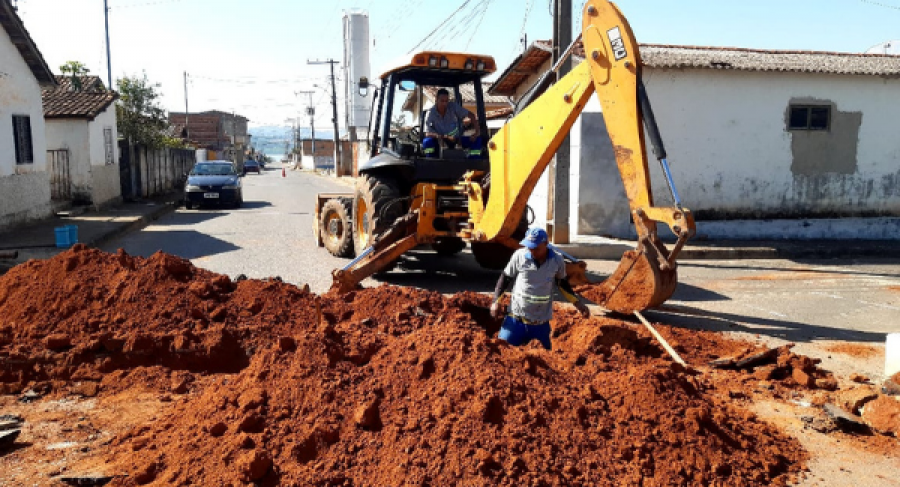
[[469, 0, 695, 312]]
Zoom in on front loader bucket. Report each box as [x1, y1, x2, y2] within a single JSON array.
[[578, 242, 677, 314]]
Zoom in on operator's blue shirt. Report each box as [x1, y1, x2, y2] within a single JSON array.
[[425, 101, 469, 137]]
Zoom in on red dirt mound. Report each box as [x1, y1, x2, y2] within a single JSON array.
[[1, 248, 807, 486]]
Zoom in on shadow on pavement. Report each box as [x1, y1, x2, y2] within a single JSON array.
[[102, 230, 241, 260], [682, 259, 900, 279], [240, 201, 274, 210], [644, 304, 887, 344]]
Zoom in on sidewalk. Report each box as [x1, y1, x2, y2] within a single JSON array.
[[0, 194, 180, 270], [556, 235, 900, 261]]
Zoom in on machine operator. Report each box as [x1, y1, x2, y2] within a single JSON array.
[[423, 88, 483, 159]]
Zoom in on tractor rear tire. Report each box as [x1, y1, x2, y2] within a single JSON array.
[[321, 197, 355, 258], [431, 237, 466, 256], [353, 175, 403, 257]]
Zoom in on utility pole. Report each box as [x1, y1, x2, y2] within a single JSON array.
[[308, 59, 342, 176], [295, 90, 315, 164], [104, 0, 112, 90], [183, 72, 189, 141], [547, 0, 572, 244]]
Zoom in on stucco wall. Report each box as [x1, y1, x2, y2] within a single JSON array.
[[642, 69, 900, 219], [45, 119, 90, 201], [0, 26, 51, 228], [571, 68, 900, 239], [88, 106, 121, 207]]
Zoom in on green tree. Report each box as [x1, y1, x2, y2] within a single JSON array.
[[59, 60, 90, 91], [116, 72, 169, 148]]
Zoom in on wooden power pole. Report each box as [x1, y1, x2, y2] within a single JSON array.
[[547, 0, 572, 244]]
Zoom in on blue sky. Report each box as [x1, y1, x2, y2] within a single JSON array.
[[15, 0, 900, 127]]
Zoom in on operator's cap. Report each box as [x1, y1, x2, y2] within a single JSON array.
[[520, 227, 549, 249]]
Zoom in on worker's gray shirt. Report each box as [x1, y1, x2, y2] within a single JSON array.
[[503, 248, 566, 323], [425, 102, 469, 137]]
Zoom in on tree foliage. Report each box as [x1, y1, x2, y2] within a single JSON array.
[[59, 61, 91, 91], [116, 72, 169, 148]]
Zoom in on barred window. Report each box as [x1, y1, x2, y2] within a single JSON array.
[[104, 127, 114, 164], [13, 115, 33, 164]]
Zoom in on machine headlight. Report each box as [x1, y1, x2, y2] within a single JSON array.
[[428, 56, 438, 67], [464, 58, 474, 70], [476, 60, 486, 70], [440, 57, 449, 68], [185, 184, 201, 192]]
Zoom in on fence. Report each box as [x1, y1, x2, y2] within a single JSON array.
[[47, 149, 71, 200], [119, 142, 195, 200]]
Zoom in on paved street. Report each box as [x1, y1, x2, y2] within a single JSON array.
[[103, 164, 900, 380]]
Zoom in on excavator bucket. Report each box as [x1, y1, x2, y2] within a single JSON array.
[[578, 242, 677, 314]]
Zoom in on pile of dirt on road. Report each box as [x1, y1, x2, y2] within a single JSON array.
[[0, 247, 807, 486]]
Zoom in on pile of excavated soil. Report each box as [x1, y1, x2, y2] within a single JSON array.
[[1, 247, 808, 486]]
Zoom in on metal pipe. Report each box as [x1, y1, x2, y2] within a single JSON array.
[[342, 246, 375, 270]]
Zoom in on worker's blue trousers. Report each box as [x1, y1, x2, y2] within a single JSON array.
[[498, 315, 552, 350], [422, 136, 484, 158]]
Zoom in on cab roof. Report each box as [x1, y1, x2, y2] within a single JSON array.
[[379, 51, 496, 81]]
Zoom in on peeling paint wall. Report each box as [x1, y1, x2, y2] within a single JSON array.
[[566, 68, 900, 239], [0, 25, 52, 230], [45, 119, 90, 201], [88, 106, 121, 207]]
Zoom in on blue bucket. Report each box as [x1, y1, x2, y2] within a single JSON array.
[[55, 226, 72, 248], [54, 225, 78, 248]]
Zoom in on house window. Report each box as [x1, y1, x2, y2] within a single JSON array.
[[104, 128, 114, 164], [788, 105, 830, 130], [12, 115, 34, 164]]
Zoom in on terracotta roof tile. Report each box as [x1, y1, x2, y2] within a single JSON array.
[[42, 88, 118, 120], [491, 40, 900, 96], [54, 75, 107, 92]]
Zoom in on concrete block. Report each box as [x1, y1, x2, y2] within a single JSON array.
[[887, 333, 900, 378]]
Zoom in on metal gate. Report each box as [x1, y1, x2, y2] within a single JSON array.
[[47, 149, 71, 200]]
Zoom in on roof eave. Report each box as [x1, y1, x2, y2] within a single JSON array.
[[0, 1, 56, 86]]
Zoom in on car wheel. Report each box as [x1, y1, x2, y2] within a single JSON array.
[[185, 201, 193, 210]]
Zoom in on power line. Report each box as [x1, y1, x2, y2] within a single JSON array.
[[408, 0, 475, 53], [465, 0, 494, 51], [109, 0, 189, 9], [858, 0, 900, 9]]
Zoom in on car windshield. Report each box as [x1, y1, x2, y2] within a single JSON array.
[[191, 164, 234, 176]]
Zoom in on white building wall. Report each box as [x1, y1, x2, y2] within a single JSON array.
[[0, 27, 52, 229], [572, 68, 900, 240], [45, 119, 90, 201], [87, 106, 121, 207]]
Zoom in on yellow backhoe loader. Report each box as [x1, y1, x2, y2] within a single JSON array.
[[313, 0, 695, 313]]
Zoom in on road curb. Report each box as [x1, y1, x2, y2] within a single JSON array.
[[88, 201, 178, 249], [557, 241, 899, 261]]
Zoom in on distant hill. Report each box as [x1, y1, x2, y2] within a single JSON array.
[[249, 125, 349, 155]]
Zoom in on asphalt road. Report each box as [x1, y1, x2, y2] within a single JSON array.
[[102, 165, 900, 375]]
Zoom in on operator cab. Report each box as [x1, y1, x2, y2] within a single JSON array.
[[362, 51, 497, 184]]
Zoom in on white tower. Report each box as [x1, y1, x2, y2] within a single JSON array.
[[343, 10, 371, 129]]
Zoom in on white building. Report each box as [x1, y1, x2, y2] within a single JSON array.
[[0, 0, 56, 230], [42, 75, 121, 208], [490, 41, 900, 240]]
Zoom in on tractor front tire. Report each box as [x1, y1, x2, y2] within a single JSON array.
[[353, 175, 403, 257], [320, 197, 355, 258]]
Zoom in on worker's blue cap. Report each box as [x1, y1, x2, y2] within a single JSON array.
[[520, 227, 548, 249]]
